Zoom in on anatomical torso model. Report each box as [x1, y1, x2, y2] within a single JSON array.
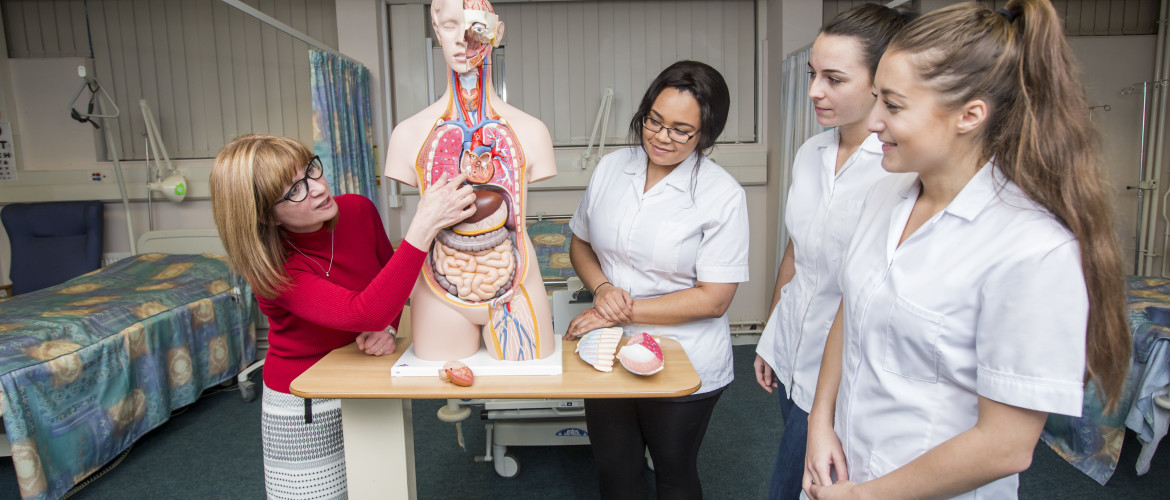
[[385, 0, 555, 362]]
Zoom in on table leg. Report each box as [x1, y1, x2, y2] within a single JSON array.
[[340, 399, 416, 499]]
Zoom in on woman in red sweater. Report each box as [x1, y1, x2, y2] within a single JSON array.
[[210, 134, 473, 499]]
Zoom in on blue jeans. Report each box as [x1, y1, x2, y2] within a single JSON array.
[[768, 384, 808, 500]]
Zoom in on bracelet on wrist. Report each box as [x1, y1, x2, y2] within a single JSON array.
[[593, 281, 612, 295]]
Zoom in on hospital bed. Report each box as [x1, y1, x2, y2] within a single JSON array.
[[1041, 275, 1170, 484], [0, 229, 257, 500]]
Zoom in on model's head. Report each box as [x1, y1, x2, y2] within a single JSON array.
[[873, 0, 1129, 410], [210, 134, 336, 298], [432, 0, 503, 74], [629, 60, 730, 169], [809, 4, 916, 128]]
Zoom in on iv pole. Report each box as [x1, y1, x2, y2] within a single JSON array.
[[68, 66, 137, 254]]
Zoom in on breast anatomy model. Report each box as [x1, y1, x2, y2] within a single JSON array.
[[385, 0, 556, 363]]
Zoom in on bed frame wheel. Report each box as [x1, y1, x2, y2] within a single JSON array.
[[239, 380, 257, 402], [494, 452, 520, 479]]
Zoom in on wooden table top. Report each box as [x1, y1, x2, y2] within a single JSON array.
[[289, 336, 701, 400]]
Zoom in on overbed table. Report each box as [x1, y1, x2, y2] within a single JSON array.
[[290, 335, 701, 499]]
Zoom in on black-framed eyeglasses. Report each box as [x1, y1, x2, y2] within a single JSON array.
[[275, 156, 323, 204], [642, 116, 698, 144]]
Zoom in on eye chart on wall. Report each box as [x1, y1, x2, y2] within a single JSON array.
[[0, 121, 15, 181]]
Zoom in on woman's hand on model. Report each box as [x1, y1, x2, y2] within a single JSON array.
[[754, 354, 777, 393], [563, 308, 616, 340], [403, 172, 476, 249], [804, 419, 849, 498], [592, 282, 633, 323], [356, 329, 397, 356]]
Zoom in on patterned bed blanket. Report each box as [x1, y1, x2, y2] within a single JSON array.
[[1040, 276, 1170, 484], [0, 253, 255, 500]]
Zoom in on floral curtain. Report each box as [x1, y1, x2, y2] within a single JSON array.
[[310, 49, 377, 199]]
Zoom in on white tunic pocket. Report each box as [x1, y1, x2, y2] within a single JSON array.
[[867, 450, 899, 480], [649, 220, 684, 273], [882, 296, 944, 383]]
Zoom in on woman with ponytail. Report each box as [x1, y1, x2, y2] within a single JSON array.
[[802, 2, 1129, 499]]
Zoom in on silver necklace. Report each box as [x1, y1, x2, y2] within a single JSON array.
[[283, 227, 335, 277]]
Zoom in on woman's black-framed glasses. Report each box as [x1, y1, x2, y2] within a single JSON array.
[[642, 116, 698, 144], [275, 156, 324, 204]]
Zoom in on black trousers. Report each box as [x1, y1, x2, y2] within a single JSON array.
[[584, 389, 724, 500]]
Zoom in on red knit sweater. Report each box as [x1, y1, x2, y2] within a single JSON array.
[[258, 194, 425, 393]]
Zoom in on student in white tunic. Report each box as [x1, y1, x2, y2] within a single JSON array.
[[566, 60, 749, 499], [752, 5, 915, 499], [802, 2, 1131, 499]]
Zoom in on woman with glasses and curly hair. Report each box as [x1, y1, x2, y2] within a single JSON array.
[[565, 60, 749, 499], [209, 134, 474, 499]]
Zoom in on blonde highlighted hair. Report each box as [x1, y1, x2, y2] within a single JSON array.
[[890, 1, 1129, 411], [210, 134, 318, 298]]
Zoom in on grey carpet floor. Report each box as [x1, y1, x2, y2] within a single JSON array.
[[0, 344, 1166, 499]]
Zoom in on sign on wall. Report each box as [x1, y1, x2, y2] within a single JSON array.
[[0, 121, 16, 181]]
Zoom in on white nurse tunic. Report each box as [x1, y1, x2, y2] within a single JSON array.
[[756, 128, 893, 412], [570, 148, 750, 394], [835, 164, 1088, 498]]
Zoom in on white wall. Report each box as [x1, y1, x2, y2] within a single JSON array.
[[1068, 35, 1159, 273]]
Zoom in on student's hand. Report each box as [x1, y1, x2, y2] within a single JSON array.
[[564, 308, 616, 340], [404, 172, 476, 248], [592, 283, 633, 323], [754, 354, 777, 393], [356, 329, 397, 356], [807, 479, 861, 500], [804, 420, 849, 498]]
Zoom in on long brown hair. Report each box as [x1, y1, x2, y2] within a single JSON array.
[[822, 3, 918, 78], [889, 0, 1129, 411], [210, 134, 317, 299]]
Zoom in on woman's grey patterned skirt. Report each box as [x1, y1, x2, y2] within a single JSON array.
[[262, 384, 347, 499]]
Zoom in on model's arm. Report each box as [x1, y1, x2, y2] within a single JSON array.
[[803, 303, 847, 493], [807, 397, 1046, 500], [523, 118, 557, 183], [384, 110, 435, 186]]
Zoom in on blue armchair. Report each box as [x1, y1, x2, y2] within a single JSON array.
[[2, 201, 104, 295]]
